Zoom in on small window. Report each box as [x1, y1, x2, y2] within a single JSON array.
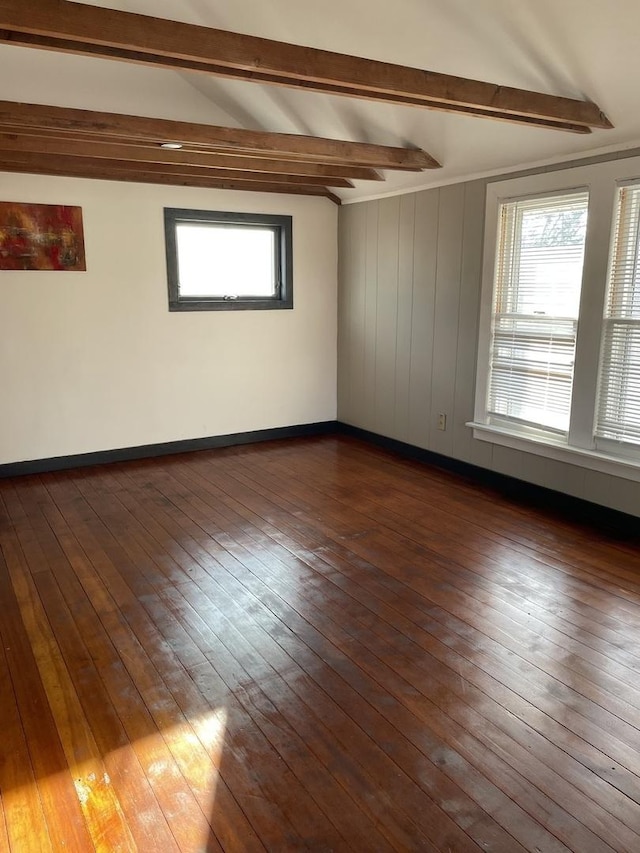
[[164, 208, 293, 311]]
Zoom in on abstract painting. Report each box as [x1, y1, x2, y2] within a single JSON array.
[[0, 201, 86, 271]]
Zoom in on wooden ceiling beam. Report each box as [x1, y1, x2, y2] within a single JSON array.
[[0, 148, 352, 186], [0, 0, 612, 132], [0, 100, 435, 171], [10, 152, 354, 188], [1, 33, 592, 135], [0, 130, 384, 180], [0, 150, 342, 202]]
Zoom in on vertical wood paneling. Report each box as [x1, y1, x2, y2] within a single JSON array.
[[598, 475, 640, 516], [336, 177, 640, 519], [408, 189, 439, 449], [429, 183, 465, 457], [363, 202, 379, 427], [453, 180, 493, 468], [542, 459, 587, 500], [394, 195, 417, 441], [338, 204, 368, 426], [488, 444, 527, 482], [348, 205, 368, 424], [582, 469, 614, 511], [337, 204, 354, 422], [375, 197, 401, 437]]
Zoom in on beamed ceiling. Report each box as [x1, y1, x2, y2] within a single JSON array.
[[0, 100, 437, 204], [0, 0, 637, 202]]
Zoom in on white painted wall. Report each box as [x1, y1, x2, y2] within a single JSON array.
[[0, 172, 337, 463]]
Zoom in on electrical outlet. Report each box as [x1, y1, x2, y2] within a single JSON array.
[[437, 412, 447, 431]]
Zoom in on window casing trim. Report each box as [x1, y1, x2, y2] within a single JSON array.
[[474, 157, 640, 471], [164, 208, 293, 311]]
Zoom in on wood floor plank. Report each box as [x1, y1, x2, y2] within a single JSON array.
[[1, 435, 640, 851], [0, 794, 9, 853], [155, 455, 629, 852], [330, 440, 640, 590], [6, 480, 186, 853], [0, 638, 54, 853], [20, 480, 224, 849], [100, 467, 456, 851], [48, 470, 353, 852], [200, 447, 640, 771], [72, 466, 402, 852], [170, 449, 640, 831], [294, 456, 640, 656], [104, 460, 568, 852], [0, 547, 96, 852], [38, 473, 267, 853], [299, 443, 640, 650], [0, 497, 135, 852]]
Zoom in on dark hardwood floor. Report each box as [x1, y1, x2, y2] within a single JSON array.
[[1, 435, 640, 851]]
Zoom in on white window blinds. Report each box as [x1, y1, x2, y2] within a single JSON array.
[[487, 192, 589, 434], [596, 183, 640, 445]]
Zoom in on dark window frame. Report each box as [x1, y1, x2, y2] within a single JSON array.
[[164, 208, 293, 311]]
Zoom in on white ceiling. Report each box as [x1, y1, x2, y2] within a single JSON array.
[[2, 0, 640, 202]]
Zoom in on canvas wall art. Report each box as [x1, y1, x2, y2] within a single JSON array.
[[0, 201, 86, 271]]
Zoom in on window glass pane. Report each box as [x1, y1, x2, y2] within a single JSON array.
[[488, 192, 588, 434], [176, 224, 276, 298], [596, 184, 640, 445]]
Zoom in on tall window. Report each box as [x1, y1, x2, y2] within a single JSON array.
[[596, 183, 640, 447], [164, 208, 293, 311], [473, 156, 640, 479], [487, 192, 588, 435]]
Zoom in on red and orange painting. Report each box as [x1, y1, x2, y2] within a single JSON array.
[[0, 201, 86, 271]]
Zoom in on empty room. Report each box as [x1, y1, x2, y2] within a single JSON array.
[[1, 1, 640, 850]]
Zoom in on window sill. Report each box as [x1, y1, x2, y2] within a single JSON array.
[[467, 422, 640, 483], [169, 298, 292, 311]]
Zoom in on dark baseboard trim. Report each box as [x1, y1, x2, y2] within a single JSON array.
[[336, 422, 639, 538], [0, 420, 338, 478], [3, 418, 636, 537]]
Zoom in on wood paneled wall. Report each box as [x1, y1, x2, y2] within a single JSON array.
[[337, 178, 640, 518]]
